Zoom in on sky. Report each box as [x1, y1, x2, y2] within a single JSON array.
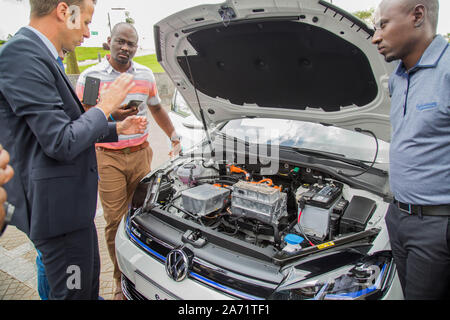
[[1, 0, 449, 51]]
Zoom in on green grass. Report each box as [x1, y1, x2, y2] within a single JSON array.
[[0, 44, 164, 73], [79, 63, 98, 73], [72, 46, 110, 62], [132, 54, 165, 73], [71, 46, 164, 73], [77, 53, 165, 74]]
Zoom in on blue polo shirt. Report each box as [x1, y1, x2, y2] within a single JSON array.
[[388, 35, 450, 205]]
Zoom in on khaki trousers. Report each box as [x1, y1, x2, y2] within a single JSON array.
[[96, 145, 153, 283]]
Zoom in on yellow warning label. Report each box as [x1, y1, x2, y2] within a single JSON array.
[[317, 241, 335, 250]]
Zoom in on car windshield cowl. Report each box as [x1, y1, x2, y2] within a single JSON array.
[[212, 126, 388, 176], [219, 119, 390, 164], [288, 147, 388, 177], [214, 131, 382, 170]]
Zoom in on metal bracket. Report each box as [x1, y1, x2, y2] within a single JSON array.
[[218, 5, 236, 27]]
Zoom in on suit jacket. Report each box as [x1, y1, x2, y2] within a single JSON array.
[[0, 27, 118, 240]]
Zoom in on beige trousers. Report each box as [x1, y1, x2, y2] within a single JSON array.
[[96, 145, 153, 283]]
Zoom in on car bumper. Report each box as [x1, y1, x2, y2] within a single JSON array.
[[115, 217, 234, 300], [116, 217, 404, 300], [380, 268, 404, 300]]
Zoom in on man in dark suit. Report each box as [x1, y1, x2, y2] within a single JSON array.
[[0, 0, 147, 299]]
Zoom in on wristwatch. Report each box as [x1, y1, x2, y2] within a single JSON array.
[[170, 133, 181, 143]]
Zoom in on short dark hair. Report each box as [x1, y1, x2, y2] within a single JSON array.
[[403, 0, 439, 32], [425, 0, 439, 32], [111, 22, 139, 41], [29, 0, 97, 17]]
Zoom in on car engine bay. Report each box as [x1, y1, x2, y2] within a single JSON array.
[[131, 155, 385, 258]]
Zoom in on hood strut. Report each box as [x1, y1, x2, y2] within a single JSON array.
[[183, 50, 213, 152]]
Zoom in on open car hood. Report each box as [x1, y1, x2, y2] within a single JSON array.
[[154, 0, 394, 142]]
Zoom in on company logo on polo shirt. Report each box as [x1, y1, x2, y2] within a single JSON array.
[[416, 102, 437, 111]]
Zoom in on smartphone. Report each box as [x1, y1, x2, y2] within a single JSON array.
[[125, 100, 143, 109], [82, 76, 101, 106]]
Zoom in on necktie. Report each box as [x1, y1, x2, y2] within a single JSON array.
[[56, 56, 65, 72]]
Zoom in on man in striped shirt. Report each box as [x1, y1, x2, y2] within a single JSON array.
[[76, 22, 180, 300]]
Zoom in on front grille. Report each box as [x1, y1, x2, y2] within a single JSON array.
[[126, 216, 273, 300], [129, 219, 173, 261], [121, 274, 147, 300]]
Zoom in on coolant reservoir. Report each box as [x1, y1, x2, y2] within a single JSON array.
[[283, 234, 304, 253], [177, 162, 204, 186]]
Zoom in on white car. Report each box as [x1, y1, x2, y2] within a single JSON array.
[[116, 0, 404, 300], [168, 89, 205, 151]]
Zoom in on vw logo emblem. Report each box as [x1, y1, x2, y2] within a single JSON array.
[[165, 248, 189, 282]]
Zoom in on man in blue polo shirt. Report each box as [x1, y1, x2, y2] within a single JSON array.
[[372, 0, 450, 299]]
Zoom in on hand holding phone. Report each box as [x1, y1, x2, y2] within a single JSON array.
[[110, 100, 141, 121], [125, 100, 143, 110], [82, 76, 101, 106], [96, 73, 135, 116]]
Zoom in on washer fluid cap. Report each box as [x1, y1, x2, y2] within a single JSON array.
[[284, 234, 304, 245]]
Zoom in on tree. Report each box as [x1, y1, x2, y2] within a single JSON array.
[[65, 51, 80, 74], [125, 11, 135, 25], [353, 8, 375, 26]]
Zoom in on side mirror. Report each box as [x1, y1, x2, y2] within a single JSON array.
[[182, 121, 203, 130]]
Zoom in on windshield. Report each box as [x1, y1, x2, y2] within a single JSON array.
[[220, 118, 389, 163]]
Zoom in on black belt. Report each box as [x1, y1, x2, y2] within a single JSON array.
[[393, 199, 450, 216]]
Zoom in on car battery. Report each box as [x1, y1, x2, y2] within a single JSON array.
[[181, 184, 230, 216], [231, 180, 287, 225], [303, 183, 343, 209], [297, 183, 342, 240], [339, 196, 376, 234]]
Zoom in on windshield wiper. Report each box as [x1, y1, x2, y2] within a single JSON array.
[[215, 131, 387, 177], [287, 146, 387, 176]]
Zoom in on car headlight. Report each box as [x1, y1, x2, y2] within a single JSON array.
[[271, 251, 395, 300]]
